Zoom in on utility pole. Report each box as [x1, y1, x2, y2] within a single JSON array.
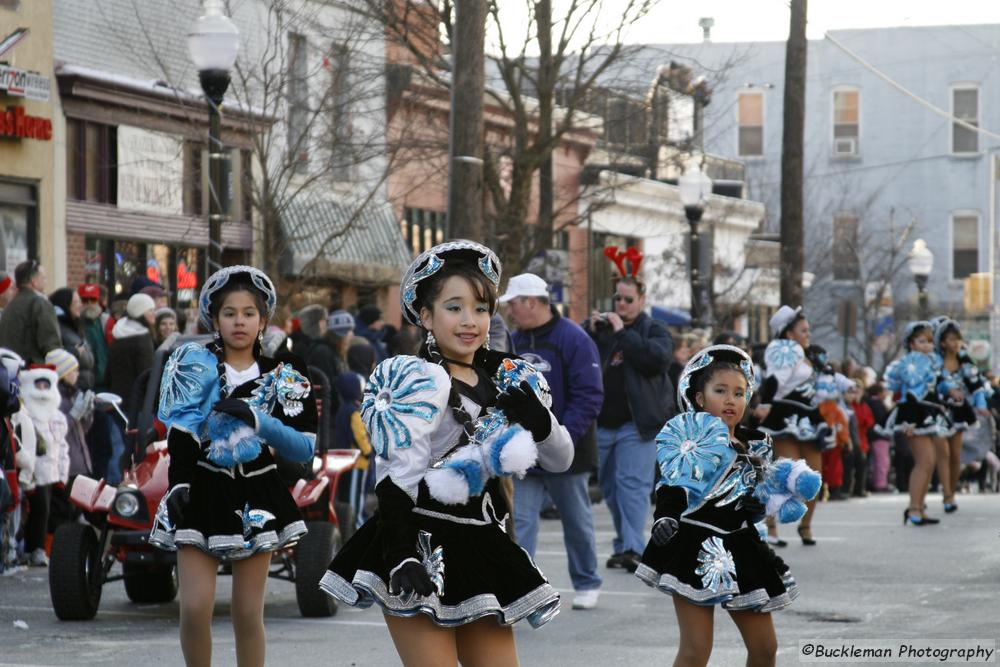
[[536, 0, 555, 249], [446, 0, 487, 241], [780, 0, 807, 306]]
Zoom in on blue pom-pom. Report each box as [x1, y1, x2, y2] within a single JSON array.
[[205, 411, 262, 466], [777, 498, 807, 523], [794, 468, 822, 501], [444, 458, 485, 496], [232, 433, 262, 463], [769, 459, 795, 490]]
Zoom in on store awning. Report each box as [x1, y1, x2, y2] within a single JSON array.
[[281, 192, 412, 284]]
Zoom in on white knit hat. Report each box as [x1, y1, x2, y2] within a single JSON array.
[[126, 293, 156, 320]]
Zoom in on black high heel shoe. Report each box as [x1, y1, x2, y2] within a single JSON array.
[[797, 525, 816, 545], [904, 508, 940, 526]]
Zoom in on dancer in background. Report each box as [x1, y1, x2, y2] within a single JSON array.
[[150, 266, 317, 666], [933, 318, 992, 513], [757, 306, 830, 546], [883, 321, 947, 526]]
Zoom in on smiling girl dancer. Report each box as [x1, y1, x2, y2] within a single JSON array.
[[637, 345, 798, 667], [150, 266, 317, 666], [320, 241, 572, 667]]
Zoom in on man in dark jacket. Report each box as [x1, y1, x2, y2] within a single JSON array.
[[584, 277, 675, 573], [354, 305, 388, 362], [504, 274, 605, 609], [0, 260, 62, 364]]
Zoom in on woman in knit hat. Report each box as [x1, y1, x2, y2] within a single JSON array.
[[45, 348, 95, 532]]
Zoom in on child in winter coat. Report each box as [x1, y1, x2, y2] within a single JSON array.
[[333, 372, 372, 530], [46, 349, 95, 528], [19, 365, 68, 566]]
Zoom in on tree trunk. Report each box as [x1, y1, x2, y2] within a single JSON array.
[[536, 0, 554, 253], [447, 0, 487, 241], [780, 0, 807, 306]]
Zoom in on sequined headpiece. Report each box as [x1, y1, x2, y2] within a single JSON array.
[[676, 344, 757, 412], [399, 240, 502, 328], [199, 265, 277, 331], [932, 317, 961, 350], [901, 320, 933, 346]]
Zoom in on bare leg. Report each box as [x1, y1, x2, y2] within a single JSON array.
[[728, 609, 778, 667], [908, 435, 936, 517], [932, 435, 952, 502], [384, 613, 459, 667], [798, 447, 823, 540], [177, 547, 219, 667], [455, 617, 519, 667], [767, 439, 801, 540], [230, 552, 271, 667], [947, 433, 964, 504], [672, 596, 715, 667]]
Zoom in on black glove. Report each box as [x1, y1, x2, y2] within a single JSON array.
[[389, 560, 435, 598], [165, 485, 190, 527], [650, 517, 678, 546], [496, 381, 551, 441], [757, 541, 790, 575], [738, 493, 766, 518], [213, 397, 256, 428]]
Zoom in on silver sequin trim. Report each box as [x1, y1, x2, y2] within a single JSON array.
[[149, 520, 307, 561], [634, 563, 799, 612], [319, 568, 560, 628]]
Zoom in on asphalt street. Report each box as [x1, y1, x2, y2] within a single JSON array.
[[1, 491, 998, 666]]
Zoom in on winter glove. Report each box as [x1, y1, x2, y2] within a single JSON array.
[[650, 516, 678, 547], [738, 493, 766, 518], [495, 381, 551, 442], [164, 484, 191, 527], [389, 560, 435, 598], [212, 397, 256, 428]]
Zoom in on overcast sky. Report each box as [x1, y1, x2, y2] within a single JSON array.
[[491, 0, 1000, 53]]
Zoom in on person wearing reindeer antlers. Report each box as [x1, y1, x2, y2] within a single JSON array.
[[584, 247, 676, 574]]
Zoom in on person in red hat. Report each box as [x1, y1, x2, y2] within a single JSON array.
[[77, 284, 109, 387]]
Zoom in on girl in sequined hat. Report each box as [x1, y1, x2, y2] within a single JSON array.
[[933, 317, 992, 514], [883, 321, 951, 526], [320, 240, 573, 665], [149, 265, 317, 665], [638, 344, 813, 667]]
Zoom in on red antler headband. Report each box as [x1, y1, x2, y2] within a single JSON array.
[[603, 245, 643, 279]]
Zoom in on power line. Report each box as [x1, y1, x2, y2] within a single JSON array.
[[824, 31, 1000, 141]]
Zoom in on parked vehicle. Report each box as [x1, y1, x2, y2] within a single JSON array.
[[49, 336, 358, 620]]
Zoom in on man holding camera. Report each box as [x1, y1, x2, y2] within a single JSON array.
[[584, 277, 675, 573]]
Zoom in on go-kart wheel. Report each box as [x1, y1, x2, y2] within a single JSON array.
[[123, 562, 177, 603], [334, 501, 356, 541], [49, 523, 104, 620], [294, 521, 340, 617]]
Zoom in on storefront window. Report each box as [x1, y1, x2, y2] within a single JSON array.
[[176, 248, 200, 333], [0, 181, 35, 273]]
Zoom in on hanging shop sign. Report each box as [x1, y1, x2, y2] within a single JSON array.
[[117, 125, 183, 215], [0, 105, 52, 140], [0, 65, 51, 102]]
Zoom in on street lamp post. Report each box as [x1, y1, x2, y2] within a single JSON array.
[[907, 238, 934, 320], [679, 159, 713, 328], [188, 0, 240, 276]]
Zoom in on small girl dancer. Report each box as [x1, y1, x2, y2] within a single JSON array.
[[637, 345, 799, 667], [884, 321, 948, 526], [933, 318, 992, 513], [150, 266, 317, 666], [321, 241, 573, 666]]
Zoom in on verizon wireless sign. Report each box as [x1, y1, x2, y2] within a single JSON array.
[[0, 65, 50, 102]]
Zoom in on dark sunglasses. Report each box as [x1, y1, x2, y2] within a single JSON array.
[[613, 294, 634, 304]]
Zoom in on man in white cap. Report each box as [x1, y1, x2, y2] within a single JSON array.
[[501, 273, 605, 609]]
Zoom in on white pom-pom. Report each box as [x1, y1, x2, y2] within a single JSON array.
[[765, 492, 790, 517], [227, 425, 255, 448], [425, 467, 472, 505], [497, 428, 539, 477]]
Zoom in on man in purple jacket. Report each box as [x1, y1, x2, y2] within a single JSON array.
[[502, 273, 605, 610]]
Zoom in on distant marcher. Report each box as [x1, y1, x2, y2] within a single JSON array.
[[0, 260, 61, 364]]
